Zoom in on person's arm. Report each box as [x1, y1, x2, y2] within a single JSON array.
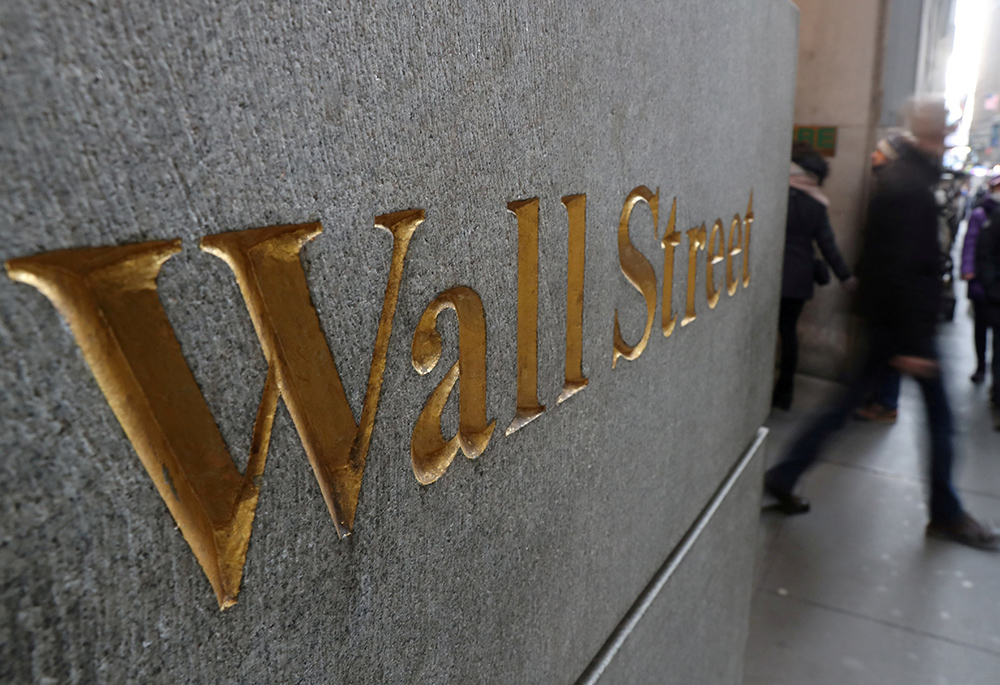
[[814, 208, 852, 281]]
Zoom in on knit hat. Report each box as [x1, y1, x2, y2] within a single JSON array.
[[791, 142, 829, 184], [871, 131, 916, 168]]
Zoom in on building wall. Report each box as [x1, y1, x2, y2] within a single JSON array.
[[881, 0, 924, 128], [970, 1, 1000, 167], [916, 0, 957, 96], [790, 0, 887, 378], [0, 1, 797, 682]]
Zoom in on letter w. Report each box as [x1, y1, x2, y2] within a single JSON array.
[[4, 211, 422, 609]]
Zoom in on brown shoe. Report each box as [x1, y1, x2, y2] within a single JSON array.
[[854, 402, 898, 424], [926, 514, 1000, 551]]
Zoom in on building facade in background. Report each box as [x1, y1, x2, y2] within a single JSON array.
[[792, 0, 958, 379], [970, 2, 1000, 167]]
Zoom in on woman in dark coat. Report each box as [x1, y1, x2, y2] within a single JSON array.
[[773, 144, 853, 409]]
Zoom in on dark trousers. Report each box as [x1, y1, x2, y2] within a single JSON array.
[[766, 327, 964, 525], [972, 300, 1000, 395], [873, 370, 901, 410], [775, 298, 806, 403]]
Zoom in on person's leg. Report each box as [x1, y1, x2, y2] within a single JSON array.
[[991, 322, 1000, 404], [875, 370, 901, 411], [972, 300, 987, 382], [918, 367, 1000, 549], [915, 372, 963, 525], [855, 367, 901, 422], [774, 298, 805, 409], [766, 370, 878, 496], [990, 322, 1000, 432], [766, 334, 888, 503]]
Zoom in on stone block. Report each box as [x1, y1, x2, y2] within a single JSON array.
[[0, 1, 797, 681]]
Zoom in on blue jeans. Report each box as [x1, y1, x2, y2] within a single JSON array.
[[766, 328, 964, 524], [874, 369, 901, 410]]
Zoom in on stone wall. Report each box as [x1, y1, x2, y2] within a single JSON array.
[[790, 0, 885, 379], [0, 1, 797, 682]]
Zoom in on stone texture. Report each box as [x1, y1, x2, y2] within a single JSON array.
[[0, 1, 797, 682], [593, 432, 765, 685]]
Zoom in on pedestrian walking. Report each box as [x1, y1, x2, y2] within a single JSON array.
[[764, 98, 999, 551]]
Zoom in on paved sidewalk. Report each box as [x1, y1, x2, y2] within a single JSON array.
[[743, 302, 1000, 684]]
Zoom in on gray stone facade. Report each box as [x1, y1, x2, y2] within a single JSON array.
[[0, 1, 797, 682], [970, 0, 1000, 166]]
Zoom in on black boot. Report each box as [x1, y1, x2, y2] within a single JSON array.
[[772, 385, 792, 411], [763, 472, 810, 515]]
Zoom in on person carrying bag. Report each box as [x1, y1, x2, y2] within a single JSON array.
[[773, 142, 854, 410]]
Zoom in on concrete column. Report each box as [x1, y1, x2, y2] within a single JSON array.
[[790, 0, 888, 378]]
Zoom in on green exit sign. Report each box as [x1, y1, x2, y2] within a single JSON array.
[[793, 126, 837, 157]]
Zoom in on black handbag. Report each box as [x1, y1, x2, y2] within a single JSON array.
[[813, 258, 831, 286]]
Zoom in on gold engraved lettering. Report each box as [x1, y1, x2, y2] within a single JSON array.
[[411, 286, 496, 484], [558, 194, 589, 404], [705, 219, 726, 309], [612, 186, 659, 368], [660, 197, 682, 337], [5, 212, 420, 609], [200, 212, 419, 536], [742, 190, 754, 288], [726, 214, 743, 296], [7, 241, 269, 610], [682, 224, 706, 326], [506, 198, 546, 434]]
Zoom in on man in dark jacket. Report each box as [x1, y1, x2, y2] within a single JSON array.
[[764, 98, 999, 550]]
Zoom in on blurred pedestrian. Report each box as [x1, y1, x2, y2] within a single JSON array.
[[854, 133, 914, 424], [962, 172, 1000, 386], [764, 98, 999, 551], [973, 174, 1000, 430], [773, 143, 854, 410]]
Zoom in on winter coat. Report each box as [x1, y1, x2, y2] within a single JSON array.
[[962, 197, 999, 301], [855, 144, 943, 359], [781, 187, 851, 299], [974, 201, 1000, 309]]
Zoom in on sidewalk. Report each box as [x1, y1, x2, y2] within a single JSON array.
[[743, 301, 1000, 684]]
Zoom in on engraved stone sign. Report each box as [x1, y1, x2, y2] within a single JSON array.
[[0, 1, 798, 682]]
